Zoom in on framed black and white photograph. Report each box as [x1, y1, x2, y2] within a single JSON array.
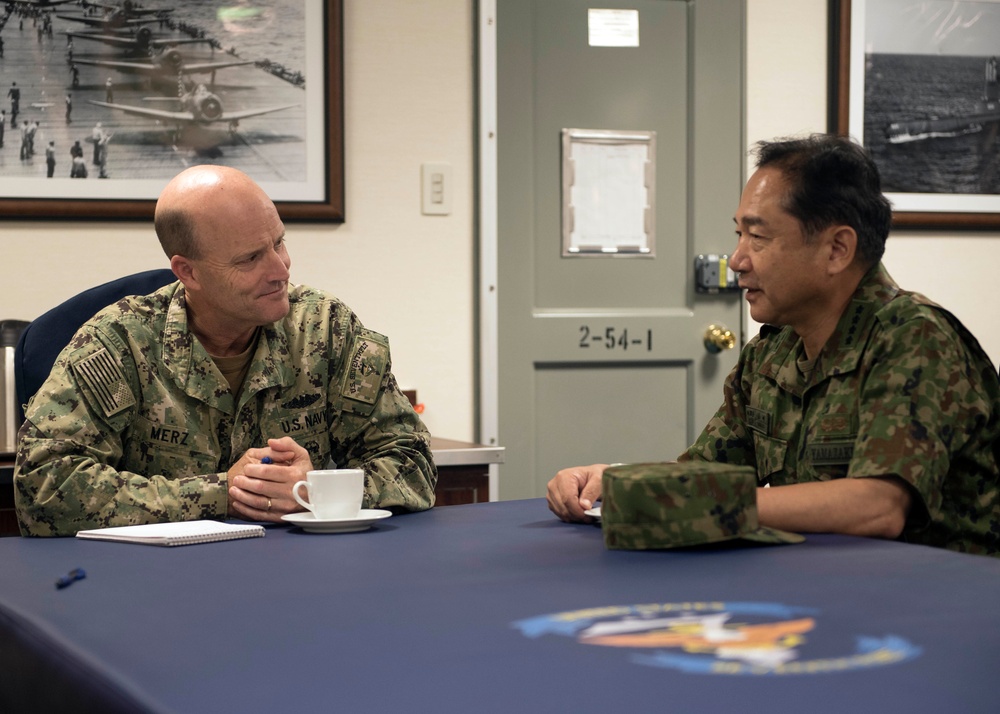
[[0, 0, 342, 221], [832, 0, 1000, 228]]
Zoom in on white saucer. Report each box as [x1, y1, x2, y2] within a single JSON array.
[[281, 509, 392, 534], [584, 506, 602, 520]]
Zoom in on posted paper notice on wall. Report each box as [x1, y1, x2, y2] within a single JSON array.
[[588, 9, 639, 47]]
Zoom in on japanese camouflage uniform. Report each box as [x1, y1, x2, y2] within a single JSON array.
[[601, 462, 803, 550], [15, 282, 438, 536], [679, 263, 1000, 556]]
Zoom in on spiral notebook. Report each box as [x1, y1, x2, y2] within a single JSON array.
[[76, 520, 265, 546]]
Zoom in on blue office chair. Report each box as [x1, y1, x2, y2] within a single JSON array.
[[14, 269, 176, 425]]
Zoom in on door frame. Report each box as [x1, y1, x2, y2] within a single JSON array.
[[477, 0, 500, 501]]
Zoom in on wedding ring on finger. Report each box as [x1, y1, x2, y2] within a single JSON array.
[[266, 498, 272, 512]]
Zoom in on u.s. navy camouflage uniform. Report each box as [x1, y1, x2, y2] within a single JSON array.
[[15, 282, 437, 536], [680, 263, 1000, 556]]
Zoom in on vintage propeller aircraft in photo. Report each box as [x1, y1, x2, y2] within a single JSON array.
[[65, 26, 213, 55], [88, 81, 298, 134], [57, 0, 172, 32], [71, 47, 253, 83]]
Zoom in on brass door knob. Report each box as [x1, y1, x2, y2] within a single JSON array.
[[703, 324, 735, 354]]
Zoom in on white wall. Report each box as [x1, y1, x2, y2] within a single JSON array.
[[322, 1, 475, 440], [0, 0, 477, 442], [746, 0, 1000, 370]]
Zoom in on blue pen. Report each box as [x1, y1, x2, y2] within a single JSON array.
[[56, 567, 86, 590], [261, 456, 272, 464]]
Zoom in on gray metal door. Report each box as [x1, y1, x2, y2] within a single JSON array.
[[495, 0, 746, 500]]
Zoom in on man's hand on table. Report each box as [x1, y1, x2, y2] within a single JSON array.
[[546, 464, 608, 523], [228, 437, 315, 522]]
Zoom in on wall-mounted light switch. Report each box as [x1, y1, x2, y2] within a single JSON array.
[[421, 162, 452, 215]]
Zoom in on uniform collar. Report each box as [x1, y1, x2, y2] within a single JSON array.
[[161, 283, 295, 412], [757, 262, 899, 391]]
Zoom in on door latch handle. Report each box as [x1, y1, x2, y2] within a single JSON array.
[[703, 324, 736, 354]]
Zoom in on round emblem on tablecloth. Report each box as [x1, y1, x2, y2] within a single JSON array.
[[512, 601, 921, 675]]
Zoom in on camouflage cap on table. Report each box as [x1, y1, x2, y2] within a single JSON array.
[[601, 462, 804, 550]]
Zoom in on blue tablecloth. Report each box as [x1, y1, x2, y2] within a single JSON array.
[[1, 498, 999, 713]]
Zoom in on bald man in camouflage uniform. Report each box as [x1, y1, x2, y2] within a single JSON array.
[[548, 135, 1000, 556], [15, 166, 437, 536]]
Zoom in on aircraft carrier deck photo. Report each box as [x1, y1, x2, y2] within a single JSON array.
[[0, 0, 310, 191]]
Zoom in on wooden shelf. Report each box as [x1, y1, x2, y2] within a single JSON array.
[[431, 437, 504, 506]]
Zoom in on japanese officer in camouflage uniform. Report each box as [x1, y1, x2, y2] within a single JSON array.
[[15, 165, 437, 536], [547, 134, 1000, 557]]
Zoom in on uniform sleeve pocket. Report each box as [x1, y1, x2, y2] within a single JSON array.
[[751, 432, 788, 486]]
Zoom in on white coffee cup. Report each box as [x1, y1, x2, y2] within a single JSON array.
[[291, 469, 364, 520]]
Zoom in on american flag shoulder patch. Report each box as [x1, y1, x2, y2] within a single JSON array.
[[73, 348, 136, 417]]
